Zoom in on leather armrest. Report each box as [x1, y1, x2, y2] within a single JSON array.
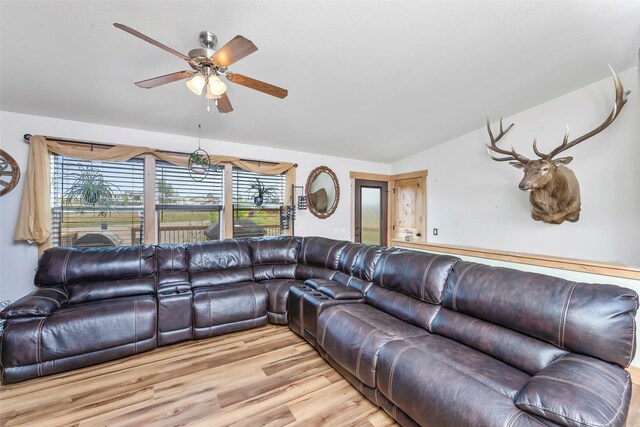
[[304, 279, 363, 300], [0, 287, 69, 319], [515, 353, 631, 427]]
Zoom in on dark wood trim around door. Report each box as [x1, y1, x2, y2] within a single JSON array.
[[354, 179, 388, 245]]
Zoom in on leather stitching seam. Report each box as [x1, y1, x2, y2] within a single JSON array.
[[627, 298, 637, 367], [36, 317, 46, 377], [133, 300, 138, 354], [505, 409, 521, 427], [324, 241, 341, 268], [61, 250, 72, 286], [49, 287, 68, 297], [355, 329, 377, 379], [387, 345, 415, 401], [318, 307, 344, 349], [419, 255, 440, 301], [559, 282, 577, 347], [451, 264, 474, 312]]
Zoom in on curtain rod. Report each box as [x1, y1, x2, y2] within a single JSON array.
[[22, 134, 298, 167]]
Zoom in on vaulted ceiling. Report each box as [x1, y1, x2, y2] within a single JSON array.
[[1, 1, 639, 162]]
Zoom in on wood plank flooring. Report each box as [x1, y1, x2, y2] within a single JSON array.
[[0, 325, 638, 426], [0, 325, 398, 427]]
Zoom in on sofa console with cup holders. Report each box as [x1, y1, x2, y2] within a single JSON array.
[[1, 236, 637, 427]]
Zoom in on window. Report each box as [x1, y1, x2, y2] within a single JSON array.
[[155, 161, 224, 244], [49, 149, 292, 248], [232, 168, 287, 238], [51, 155, 144, 248]]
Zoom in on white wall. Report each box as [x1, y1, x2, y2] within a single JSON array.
[[0, 111, 390, 300], [392, 66, 640, 268]]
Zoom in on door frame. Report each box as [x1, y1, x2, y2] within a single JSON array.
[[350, 170, 428, 246], [354, 179, 388, 245]]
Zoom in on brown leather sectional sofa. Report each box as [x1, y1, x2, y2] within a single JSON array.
[[1, 236, 637, 427]]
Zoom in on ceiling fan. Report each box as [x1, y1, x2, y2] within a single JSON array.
[[113, 23, 288, 113]]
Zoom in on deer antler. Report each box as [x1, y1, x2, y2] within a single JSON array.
[[485, 117, 531, 164], [535, 66, 630, 160]]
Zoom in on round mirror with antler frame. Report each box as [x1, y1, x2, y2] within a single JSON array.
[[306, 166, 340, 219]]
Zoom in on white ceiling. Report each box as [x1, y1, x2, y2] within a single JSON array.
[[1, 1, 639, 163]]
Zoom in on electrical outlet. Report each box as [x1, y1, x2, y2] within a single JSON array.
[[433, 228, 438, 236]]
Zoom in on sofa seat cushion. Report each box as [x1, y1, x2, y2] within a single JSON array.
[[377, 334, 536, 427], [305, 279, 363, 300], [317, 303, 429, 388], [2, 295, 157, 369], [192, 282, 268, 338], [260, 279, 303, 324]]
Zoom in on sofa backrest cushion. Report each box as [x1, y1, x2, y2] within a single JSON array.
[[298, 237, 348, 270], [337, 242, 365, 274], [249, 236, 301, 281], [249, 236, 301, 265], [35, 245, 156, 303], [432, 308, 568, 375], [366, 285, 441, 331], [187, 240, 253, 288], [332, 272, 373, 294], [442, 261, 639, 368], [352, 245, 385, 281], [372, 248, 459, 304], [156, 244, 190, 294]]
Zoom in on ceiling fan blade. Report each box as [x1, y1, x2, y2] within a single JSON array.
[[135, 71, 194, 89], [226, 73, 288, 99], [216, 93, 233, 113], [114, 23, 191, 62], [211, 36, 257, 67]]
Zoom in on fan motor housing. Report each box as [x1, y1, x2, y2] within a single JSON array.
[[188, 47, 216, 66]]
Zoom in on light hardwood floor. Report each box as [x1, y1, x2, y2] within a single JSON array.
[[0, 325, 398, 427], [0, 325, 638, 427]]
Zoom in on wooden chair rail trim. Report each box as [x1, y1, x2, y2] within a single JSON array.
[[391, 240, 640, 281]]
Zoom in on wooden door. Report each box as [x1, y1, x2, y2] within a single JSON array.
[[392, 177, 425, 242]]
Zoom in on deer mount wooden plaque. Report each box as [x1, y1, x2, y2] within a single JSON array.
[[485, 67, 629, 225]]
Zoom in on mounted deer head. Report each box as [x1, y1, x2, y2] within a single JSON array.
[[486, 66, 629, 224]]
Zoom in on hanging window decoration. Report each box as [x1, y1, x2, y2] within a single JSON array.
[[188, 124, 217, 182]]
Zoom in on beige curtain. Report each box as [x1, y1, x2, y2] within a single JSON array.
[[14, 135, 296, 244]]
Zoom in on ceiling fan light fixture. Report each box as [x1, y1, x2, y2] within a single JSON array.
[[186, 74, 205, 95], [206, 83, 222, 100], [208, 75, 227, 96]]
